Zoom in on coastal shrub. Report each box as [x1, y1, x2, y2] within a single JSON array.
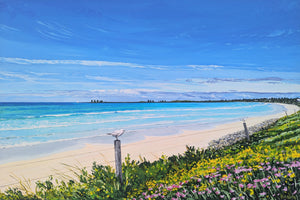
[[130, 112, 300, 198], [264, 129, 300, 144], [0, 188, 40, 200], [276, 135, 300, 147], [136, 160, 300, 200]]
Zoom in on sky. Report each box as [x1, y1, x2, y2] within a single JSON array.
[[0, 0, 299, 102]]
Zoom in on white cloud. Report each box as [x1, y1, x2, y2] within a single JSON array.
[[87, 25, 110, 33], [90, 89, 157, 96], [0, 57, 225, 71], [0, 71, 34, 82], [85, 75, 127, 82], [0, 24, 19, 32], [0, 71, 59, 82], [267, 30, 286, 37], [187, 65, 224, 70], [29, 72, 58, 76], [36, 20, 73, 40], [0, 57, 146, 68]]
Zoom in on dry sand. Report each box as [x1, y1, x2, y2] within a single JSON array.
[[0, 103, 298, 192]]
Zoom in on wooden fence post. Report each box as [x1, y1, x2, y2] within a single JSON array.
[[114, 139, 122, 184], [243, 120, 250, 142]]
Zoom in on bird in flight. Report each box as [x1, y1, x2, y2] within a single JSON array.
[[107, 129, 125, 140]]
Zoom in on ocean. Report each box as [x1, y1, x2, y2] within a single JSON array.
[[0, 102, 285, 163]]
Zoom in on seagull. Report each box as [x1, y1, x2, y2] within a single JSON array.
[[107, 129, 125, 140]]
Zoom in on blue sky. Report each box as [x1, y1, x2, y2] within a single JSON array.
[[0, 0, 299, 102]]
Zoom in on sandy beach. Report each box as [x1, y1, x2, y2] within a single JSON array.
[[0, 103, 298, 192]]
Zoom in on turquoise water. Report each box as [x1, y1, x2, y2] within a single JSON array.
[[0, 102, 284, 149]]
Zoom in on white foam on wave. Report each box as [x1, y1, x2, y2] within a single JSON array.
[[0, 113, 198, 131], [9, 104, 259, 120]]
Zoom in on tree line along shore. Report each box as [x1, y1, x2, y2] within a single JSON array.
[[89, 97, 300, 106]]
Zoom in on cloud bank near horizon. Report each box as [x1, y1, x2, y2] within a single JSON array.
[[0, 57, 299, 102]]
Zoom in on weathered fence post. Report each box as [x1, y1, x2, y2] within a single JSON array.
[[114, 139, 122, 184], [242, 120, 250, 142]]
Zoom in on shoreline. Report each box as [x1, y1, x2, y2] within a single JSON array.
[[0, 103, 298, 191], [0, 102, 283, 165]]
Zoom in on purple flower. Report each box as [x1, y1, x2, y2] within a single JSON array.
[[239, 184, 244, 188], [272, 167, 278, 172], [230, 189, 235, 193], [275, 173, 281, 177], [220, 195, 225, 198], [216, 191, 220, 195], [283, 187, 288, 192], [260, 192, 266, 196], [293, 190, 297, 195], [276, 185, 281, 189], [197, 178, 202, 182]]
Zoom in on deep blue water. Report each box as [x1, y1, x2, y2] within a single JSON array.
[[0, 102, 285, 149]]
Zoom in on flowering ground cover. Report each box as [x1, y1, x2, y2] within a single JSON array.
[[133, 113, 300, 200], [0, 112, 299, 200]]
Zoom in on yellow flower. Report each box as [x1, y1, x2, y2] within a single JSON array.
[[276, 179, 280, 183], [290, 173, 296, 178], [249, 189, 254, 196]]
